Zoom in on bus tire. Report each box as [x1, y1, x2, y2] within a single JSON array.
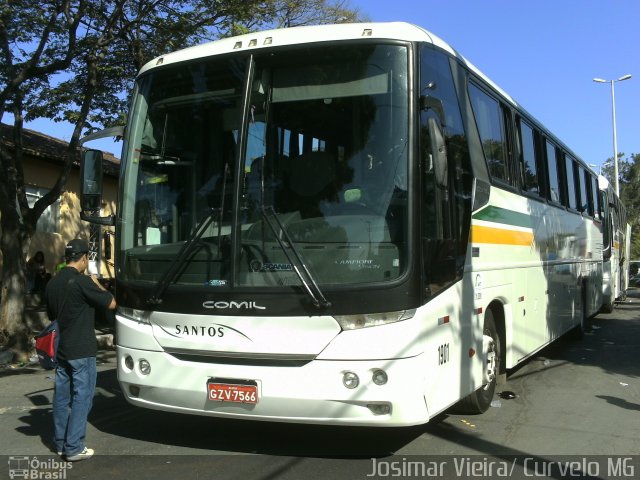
[[455, 309, 500, 414], [601, 301, 614, 314]]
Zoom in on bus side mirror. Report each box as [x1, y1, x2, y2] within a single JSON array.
[[420, 95, 446, 126], [80, 149, 115, 226], [428, 117, 448, 189], [81, 149, 103, 210]]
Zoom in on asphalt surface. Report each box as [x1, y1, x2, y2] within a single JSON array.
[[1, 291, 639, 479]]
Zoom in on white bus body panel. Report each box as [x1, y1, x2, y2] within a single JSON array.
[[115, 183, 603, 426], [116, 285, 491, 426], [469, 186, 602, 369]]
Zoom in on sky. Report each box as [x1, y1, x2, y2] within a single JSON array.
[[12, 0, 640, 173]]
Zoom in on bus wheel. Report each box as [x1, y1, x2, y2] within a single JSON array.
[[601, 298, 614, 313], [455, 309, 500, 414]]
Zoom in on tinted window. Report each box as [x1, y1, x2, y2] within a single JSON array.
[[518, 119, 540, 195], [579, 167, 592, 215], [469, 83, 509, 183], [120, 44, 411, 288], [545, 140, 561, 203], [420, 46, 472, 298], [565, 155, 578, 210], [591, 176, 601, 220]]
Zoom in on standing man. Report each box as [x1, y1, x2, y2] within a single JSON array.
[[45, 239, 116, 461]]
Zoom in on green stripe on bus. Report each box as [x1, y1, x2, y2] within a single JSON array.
[[472, 206, 534, 229]]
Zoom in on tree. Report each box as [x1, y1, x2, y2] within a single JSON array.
[[0, 0, 365, 361], [601, 153, 640, 259], [617, 153, 640, 259]]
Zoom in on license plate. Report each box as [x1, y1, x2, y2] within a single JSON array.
[[207, 378, 259, 404]]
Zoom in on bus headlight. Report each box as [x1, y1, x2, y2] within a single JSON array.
[[118, 307, 152, 325], [372, 369, 388, 386], [342, 371, 359, 389], [333, 309, 415, 330], [139, 359, 151, 375], [124, 355, 134, 370]]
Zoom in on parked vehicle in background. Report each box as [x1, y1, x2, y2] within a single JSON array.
[[628, 260, 640, 287], [599, 176, 629, 311]]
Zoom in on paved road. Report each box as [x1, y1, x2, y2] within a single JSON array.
[[2, 292, 639, 479]]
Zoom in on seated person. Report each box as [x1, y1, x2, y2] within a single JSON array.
[[26, 251, 51, 293]]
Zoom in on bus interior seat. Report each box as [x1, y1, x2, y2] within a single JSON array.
[[288, 151, 336, 197]]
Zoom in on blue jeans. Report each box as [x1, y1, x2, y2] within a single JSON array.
[[53, 357, 97, 456]]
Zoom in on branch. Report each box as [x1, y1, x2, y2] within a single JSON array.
[[11, 96, 29, 216], [0, 0, 85, 107]]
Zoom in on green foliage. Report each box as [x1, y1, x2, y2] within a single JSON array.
[[617, 153, 640, 259], [602, 153, 640, 259], [2, 0, 366, 133]]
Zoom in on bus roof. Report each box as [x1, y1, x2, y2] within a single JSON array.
[[138, 21, 517, 106]]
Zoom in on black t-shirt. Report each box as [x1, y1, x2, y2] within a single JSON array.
[[45, 267, 114, 360]]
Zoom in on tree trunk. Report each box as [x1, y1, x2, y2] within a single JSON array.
[[0, 209, 30, 362]]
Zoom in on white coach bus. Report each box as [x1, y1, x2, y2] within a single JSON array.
[[81, 22, 605, 426], [599, 176, 629, 312]]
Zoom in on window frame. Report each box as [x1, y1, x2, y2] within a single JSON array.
[[578, 166, 593, 216], [591, 175, 602, 221], [516, 116, 543, 198], [468, 81, 513, 188], [564, 153, 580, 212], [544, 139, 562, 206]]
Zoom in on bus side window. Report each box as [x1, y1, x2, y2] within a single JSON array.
[[579, 166, 592, 215], [544, 139, 562, 204], [468, 83, 510, 185], [420, 46, 472, 299], [564, 154, 579, 211], [517, 118, 542, 196], [591, 175, 601, 220]]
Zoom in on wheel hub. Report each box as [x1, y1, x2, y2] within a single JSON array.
[[483, 334, 497, 386]]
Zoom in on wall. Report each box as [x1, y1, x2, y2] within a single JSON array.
[[18, 155, 117, 278]]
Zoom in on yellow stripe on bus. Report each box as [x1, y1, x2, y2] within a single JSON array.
[[471, 225, 533, 246]]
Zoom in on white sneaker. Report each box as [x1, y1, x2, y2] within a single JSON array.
[[66, 447, 94, 461]]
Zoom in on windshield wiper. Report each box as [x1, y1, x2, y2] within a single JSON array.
[[146, 207, 220, 306], [147, 165, 230, 306], [261, 206, 331, 309]]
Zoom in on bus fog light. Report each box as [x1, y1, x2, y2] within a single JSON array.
[[372, 369, 388, 385], [124, 355, 134, 370], [367, 403, 391, 415], [129, 385, 140, 397], [342, 371, 359, 389], [139, 359, 151, 375]]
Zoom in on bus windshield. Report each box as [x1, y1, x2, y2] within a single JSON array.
[[118, 43, 409, 289]]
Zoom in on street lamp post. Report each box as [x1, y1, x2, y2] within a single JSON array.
[[593, 74, 632, 195]]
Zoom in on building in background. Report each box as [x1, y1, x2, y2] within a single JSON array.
[[0, 123, 119, 279]]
